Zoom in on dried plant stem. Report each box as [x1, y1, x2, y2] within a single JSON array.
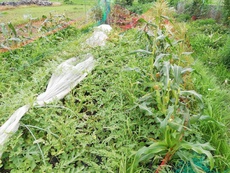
[[155, 148, 174, 173]]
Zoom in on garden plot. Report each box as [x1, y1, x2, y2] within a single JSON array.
[[0, 2, 94, 51], [0, 0, 230, 172], [0, 21, 115, 171]]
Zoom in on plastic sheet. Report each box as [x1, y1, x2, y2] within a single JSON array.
[[86, 24, 112, 47], [0, 55, 95, 157], [0, 24, 112, 158]]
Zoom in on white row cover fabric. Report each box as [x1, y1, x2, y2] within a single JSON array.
[[0, 55, 95, 157], [95, 24, 112, 34], [86, 24, 112, 47], [0, 105, 30, 157], [0, 24, 112, 158], [35, 55, 95, 106]]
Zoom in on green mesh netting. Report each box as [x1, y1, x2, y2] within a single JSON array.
[[174, 153, 230, 173], [174, 157, 215, 173], [98, 0, 112, 24]]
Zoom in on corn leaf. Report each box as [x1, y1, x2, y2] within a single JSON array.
[[131, 142, 167, 171], [0, 23, 8, 37], [8, 38, 21, 42], [180, 141, 214, 170], [160, 105, 174, 129], [1, 43, 10, 50], [130, 49, 152, 55], [154, 54, 170, 68], [8, 22, 17, 37], [182, 52, 193, 55], [181, 67, 193, 74], [180, 90, 203, 102], [138, 102, 153, 115], [171, 65, 183, 85], [156, 34, 165, 40], [163, 61, 171, 87]]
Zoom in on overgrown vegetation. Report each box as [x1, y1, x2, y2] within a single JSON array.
[[173, 1, 230, 169], [0, 0, 229, 172], [188, 18, 230, 82], [221, 36, 230, 69], [224, 0, 230, 25], [188, 17, 230, 172], [126, 2, 153, 14]]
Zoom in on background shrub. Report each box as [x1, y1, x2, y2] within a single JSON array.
[[127, 2, 153, 14], [116, 0, 134, 5], [174, 13, 191, 22], [191, 19, 230, 35]]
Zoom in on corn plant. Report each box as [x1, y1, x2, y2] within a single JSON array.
[[23, 14, 38, 36], [128, 2, 215, 172], [38, 13, 70, 33], [0, 22, 22, 49]]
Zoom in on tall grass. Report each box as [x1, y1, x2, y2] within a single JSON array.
[[192, 60, 230, 171], [188, 18, 230, 171]]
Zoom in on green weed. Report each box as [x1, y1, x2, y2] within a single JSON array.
[[220, 36, 230, 69], [0, 26, 155, 172], [188, 18, 230, 171], [188, 19, 230, 84]]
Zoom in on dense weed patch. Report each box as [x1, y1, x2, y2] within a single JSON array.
[[0, 27, 159, 172], [188, 18, 230, 171], [188, 19, 230, 83], [220, 36, 230, 69]]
